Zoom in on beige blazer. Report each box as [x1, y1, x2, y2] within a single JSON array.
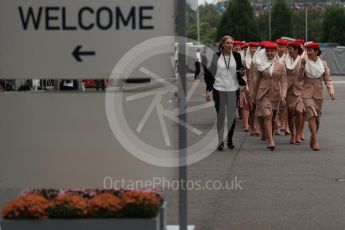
[[286, 59, 304, 96], [246, 62, 256, 98], [299, 61, 334, 100], [251, 61, 288, 102]]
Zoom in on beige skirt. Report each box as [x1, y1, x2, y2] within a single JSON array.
[[255, 95, 280, 117], [303, 97, 323, 119], [286, 93, 304, 115]]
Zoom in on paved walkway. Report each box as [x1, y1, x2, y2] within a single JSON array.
[[1, 76, 345, 230], [165, 75, 345, 230]]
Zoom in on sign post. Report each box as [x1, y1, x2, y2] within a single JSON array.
[[177, 0, 188, 229]]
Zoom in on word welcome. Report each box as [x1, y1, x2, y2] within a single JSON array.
[[18, 6, 154, 31]]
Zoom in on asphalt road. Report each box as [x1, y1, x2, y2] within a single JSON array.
[[164, 75, 345, 230], [1, 75, 345, 230]]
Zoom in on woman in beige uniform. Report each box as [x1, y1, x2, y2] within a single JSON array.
[[295, 39, 307, 140], [245, 42, 260, 135], [275, 38, 290, 135], [252, 42, 288, 150], [285, 41, 305, 144], [300, 42, 335, 151], [233, 40, 250, 131]]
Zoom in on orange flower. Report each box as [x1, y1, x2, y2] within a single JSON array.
[[1, 194, 51, 219], [122, 191, 160, 206], [48, 195, 88, 218], [2, 189, 164, 219], [120, 190, 161, 218], [88, 193, 123, 218]]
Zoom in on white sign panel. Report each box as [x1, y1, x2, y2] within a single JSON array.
[[0, 0, 175, 78]]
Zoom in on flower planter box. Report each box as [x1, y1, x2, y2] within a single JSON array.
[[1, 218, 158, 230], [1, 202, 167, 230]]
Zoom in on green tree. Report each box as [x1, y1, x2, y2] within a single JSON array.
[[256, 12, 269, 41], [186, 3, 220, 45], [271, 0, 293, 40], [307, 9, 324, 42], [188, 22, 217, 45], [291, 10, 305, 40], [216, 0, 259, 42], [199, 3, 221, 28], [322, 5, 345, 44], [292, 8, 324, 42]]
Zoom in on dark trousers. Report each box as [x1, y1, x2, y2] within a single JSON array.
[[213, 88, 240, 144], [194, 62, 201, 79]]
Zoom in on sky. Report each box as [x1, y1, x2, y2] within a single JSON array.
[[188, 0, 216, 6], [198, 0, 216, 4], [188, 0, 217, 10]]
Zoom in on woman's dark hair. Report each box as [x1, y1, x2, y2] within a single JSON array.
[[218, 35, 233, 52], [309, 47, 322, 56], [317, 49, 322, 56], [292, 46, 304, 55]]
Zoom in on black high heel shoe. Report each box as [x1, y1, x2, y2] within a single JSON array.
[[217, 142, 224, 151], [267, 145, 276, 151], [227, 140, 235, 150]]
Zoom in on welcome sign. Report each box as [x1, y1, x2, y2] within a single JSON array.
[[0, 0, 175, 78], [0, 0, 177, 189]]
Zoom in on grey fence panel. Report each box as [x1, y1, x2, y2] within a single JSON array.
[[321, 48, 345, 75]]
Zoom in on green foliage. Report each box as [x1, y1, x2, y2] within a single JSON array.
[[188, 1, 345, 44], [216, 0, 259, 42], [256, 12, 269, 41], [307, 9, 324, 42], [187, 3, 221, 45], [271, 0, 293, 40], [199, 3, 221, 28], [291, 10, 305, 40], [256, 2, 340, 42], [188, 22, 217, 45], [322, 5, 345, 44], [47, 195, 88, 219], [120, 191, 161, 219]]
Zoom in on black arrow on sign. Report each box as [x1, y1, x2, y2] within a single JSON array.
[[72, 45, 95, 62]]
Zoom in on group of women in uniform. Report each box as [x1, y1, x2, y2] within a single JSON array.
[[204, 35, 335, 151]]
